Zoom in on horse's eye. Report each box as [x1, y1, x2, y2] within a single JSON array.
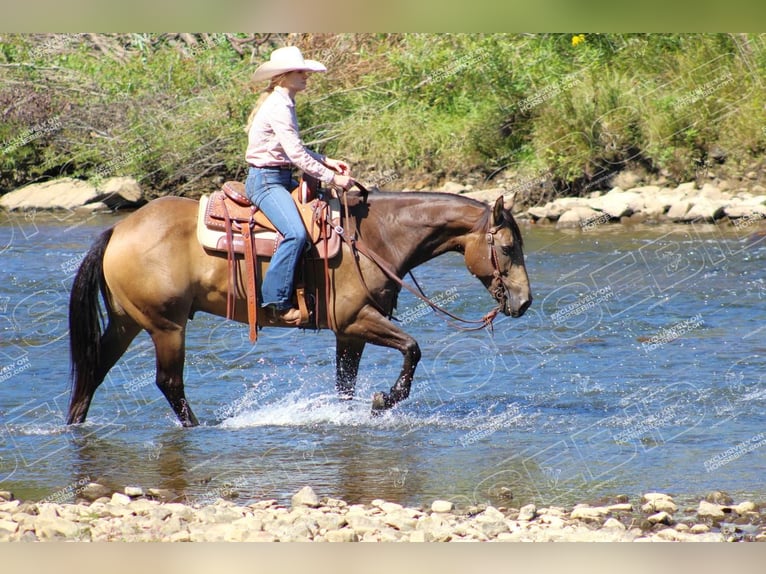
[[501, 245, 514, 257]]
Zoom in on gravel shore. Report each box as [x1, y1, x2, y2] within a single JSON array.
[[1, 487, 763, 542]]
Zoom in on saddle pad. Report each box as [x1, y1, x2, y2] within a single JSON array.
[[197, 194, 341, 260]]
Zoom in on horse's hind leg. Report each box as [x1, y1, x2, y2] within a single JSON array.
[[67, 315, 140, 424], [151, 327, 199, 427], [335, 335, 366, 400]]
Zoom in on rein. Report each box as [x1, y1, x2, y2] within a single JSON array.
[[334, 183, 502, 332]]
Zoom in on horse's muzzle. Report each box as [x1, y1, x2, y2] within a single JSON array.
[[507, 293, 532, 318]]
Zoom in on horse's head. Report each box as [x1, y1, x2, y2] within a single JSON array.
[[466, 195, 532, 318]]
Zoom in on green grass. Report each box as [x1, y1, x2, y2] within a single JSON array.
[[1, 33, 765, 204]]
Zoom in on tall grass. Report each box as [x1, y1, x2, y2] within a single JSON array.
[[1, 33, 764, 203]]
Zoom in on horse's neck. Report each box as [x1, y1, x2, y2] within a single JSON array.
[[367, 193, 486, 273]]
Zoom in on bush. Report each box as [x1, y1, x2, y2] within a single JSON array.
[[1, 33, 764, 203]]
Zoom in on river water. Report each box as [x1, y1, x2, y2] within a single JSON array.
[[1, 207, 764, 509]]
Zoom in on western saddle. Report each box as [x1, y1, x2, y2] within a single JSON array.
[[197, 177, 342, 342]]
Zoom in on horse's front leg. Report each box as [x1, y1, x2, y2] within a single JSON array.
[[339, 305, 421, 413], [335, 335, 366, 400]]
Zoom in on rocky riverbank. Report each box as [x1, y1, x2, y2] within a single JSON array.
[[0, 487, 763, 542], [3, 172, 766, 233]]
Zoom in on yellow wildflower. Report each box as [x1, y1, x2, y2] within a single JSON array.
[[572, 34, 586, 47]]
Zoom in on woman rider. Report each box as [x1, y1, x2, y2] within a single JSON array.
[[245, 46, 353, 325]]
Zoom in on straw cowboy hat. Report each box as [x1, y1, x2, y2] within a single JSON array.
[[252, 46, 327, 83]]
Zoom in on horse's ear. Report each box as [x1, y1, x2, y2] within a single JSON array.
[[504, 192, 516, 213], [492, 195, 505, 224]]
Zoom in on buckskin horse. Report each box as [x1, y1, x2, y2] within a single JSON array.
[[66, 187, 532, 427]]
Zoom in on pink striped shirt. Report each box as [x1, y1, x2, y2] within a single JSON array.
[[245, 86, 335, 183]]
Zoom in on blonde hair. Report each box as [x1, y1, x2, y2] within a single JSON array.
[[244, 73, 288, 134]]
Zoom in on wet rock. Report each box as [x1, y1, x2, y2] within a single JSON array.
[[517, 504, 537, 522], [698, 500, 726, 521], [143, 488, 174, 501], [322, 497, 347, 509], [291, 486, 320, 509], [683, 198, 727, 222], [589, 189, 643, 218], [556, 206, 603, 228], [431, 500, 454, 513], [79, 483, 113, 502], [705, 491, 733, 505], [732, 501, 756, 514], [608, 503, 633, 512], [647, 511, 674, 526], [110, 492, 132, 506], [641, 498, 677, 514], [666, 200, 692, 221], [124, 486, 144, 498], [570, 506, 610, 523]]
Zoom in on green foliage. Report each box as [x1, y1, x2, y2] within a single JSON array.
[[1, 33, 765, 201]]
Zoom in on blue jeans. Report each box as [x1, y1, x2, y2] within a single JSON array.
[[245, 167, 307, 310]]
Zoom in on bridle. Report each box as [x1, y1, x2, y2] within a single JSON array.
[[486, 222, 511, 314]]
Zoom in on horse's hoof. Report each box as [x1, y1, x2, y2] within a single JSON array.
[[371, 392, 387, 414]]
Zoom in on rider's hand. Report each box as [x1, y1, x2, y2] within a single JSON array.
[[332, 173, 353, 190], [326, 158, 351, 176]]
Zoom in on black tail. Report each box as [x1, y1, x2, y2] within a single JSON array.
[[67, 227, 114, 424]]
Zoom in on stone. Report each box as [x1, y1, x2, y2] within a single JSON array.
[[0, 519, 19, 534], [683, 198, 727, 222], [431, 500, 454, 513], [163, 503, 196, 521], [641, 499, 678, 514], [570, 506, 610, 522], [291, 486, 320, 509], [79, 483, 113, 502], [124, 486, 144, 498], [110, 492, 132, 505], [589, 189, 643, 218], [603, 517, 626, 530], [473, 506, 509, 538], [325, 527, 359, 542], [666, 200, 692, 221], [322, 498, 347, 509], [654, 528, 690, 542], [647, 511, 674, 525], [732, 501, 756, 514], [705, 491, 733, 505], [34, 517, 82, 540], [607, 503, 633, 512], [526, 205, 552, 220], [0, 491, 13, 501], [383, 510, 418, 532], [517, 503, 537, 521], [146, 488, 177, 501], [97, 176, 145, 209], [697, 500, 726, 521], [345, 514, 382, 536], [556, 206, 604, 228], [676, 182, 698, 194]]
